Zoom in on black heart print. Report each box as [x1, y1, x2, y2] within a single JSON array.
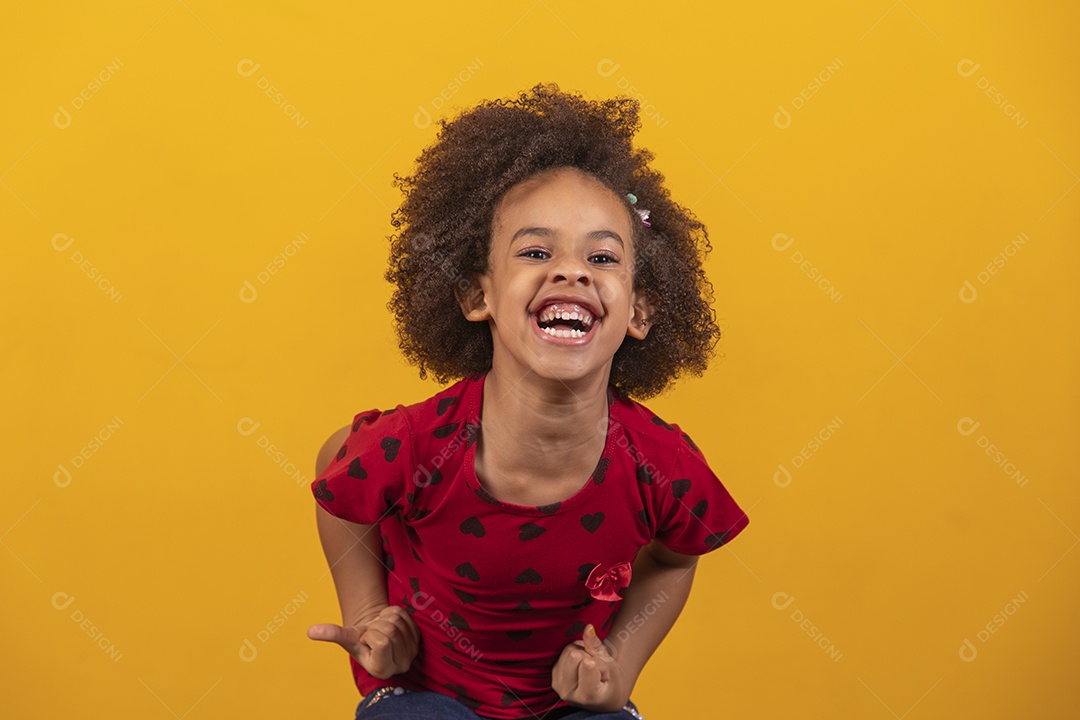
[[347, 457, 367, 479], [448, 612, 470, 631], [459, 516, 485, 537], [515, 568, 542, 584], [591, 457, 611, 485], [454, 588, 477, 604], [691, 500, 708, 518], [314, 478, 334, 501], [705, 531, 730, 549], [335, 444, 348, 461], [381, 436, 401, 461], [581, 512, 605, 533], [433, 422, 459, 439], [507, 630, 531, 641], [536, 502, 561, 515], [501, 692, 516, 707], [578, 563, 597, 581], [442, 655, 463, 669], [475, 486, 501, 505], [636, 465, 652, 485], [564, 620, 587, 638], [518, 522, 546, 540], [651, 415, 674, 431], [437, 396, 458, 416], [456, 561, 480, 581], [514, 600, 532, 611], [682, 432, 699, 452], [672, 478, 691, 498]]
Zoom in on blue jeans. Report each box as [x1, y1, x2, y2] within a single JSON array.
[[355, 686, 645, 719]]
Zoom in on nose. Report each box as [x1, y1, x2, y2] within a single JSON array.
[[549, 252, 592, 286]]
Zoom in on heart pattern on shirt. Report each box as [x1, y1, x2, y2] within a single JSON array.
[[591, 457, 611, 485], [437, 396, 459, 416], [581, 512, 605, 533], [347, 457, 367, 479], [672, 478, 691, 498], [456, 561, 480, 581], [314, 478, 334, 501], [515, 568, 542, 584], [381, 437, 401, 461], [460, 516, 485, 537], [433, 422, 460, 439], [518, 522, 546, 540]]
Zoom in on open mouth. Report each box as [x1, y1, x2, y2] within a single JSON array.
[[534, 303, 598, 339]]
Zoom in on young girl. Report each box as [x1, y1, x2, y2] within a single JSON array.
[[307, 83, 749, 720]]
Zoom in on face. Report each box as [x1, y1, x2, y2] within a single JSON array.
[[458, 166, 654, 388]]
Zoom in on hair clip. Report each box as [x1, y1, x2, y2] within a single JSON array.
[[626, 193, 651, 227]]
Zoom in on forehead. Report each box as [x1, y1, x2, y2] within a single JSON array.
[[493, 167, 629, 226]]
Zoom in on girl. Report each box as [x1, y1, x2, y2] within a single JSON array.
[[307, 83, 749, 720]]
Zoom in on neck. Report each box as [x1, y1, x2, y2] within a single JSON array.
[[480, 368, 610, 475]]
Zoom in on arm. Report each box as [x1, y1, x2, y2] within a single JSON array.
[[307, 427, 419, 678], [552, 539, 698, 711]]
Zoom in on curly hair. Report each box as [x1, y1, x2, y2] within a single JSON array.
[[384, 82, 720, 399]]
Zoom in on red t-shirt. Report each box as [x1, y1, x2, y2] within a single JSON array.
[[311, 372, 749, 718]]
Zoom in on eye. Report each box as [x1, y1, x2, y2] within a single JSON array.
[[518, 248, 550, 260], [590, 252, 619, 265]]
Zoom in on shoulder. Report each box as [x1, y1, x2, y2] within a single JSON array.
[[610, 391, 696, 451], [315, 375, 481, 473]]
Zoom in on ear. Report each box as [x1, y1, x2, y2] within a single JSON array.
[[455, 274, 492, 323], [625, 288, 658, 340]]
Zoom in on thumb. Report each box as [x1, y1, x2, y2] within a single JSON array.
[[308, 623, 364, 653], [582, 624, 611, 660]]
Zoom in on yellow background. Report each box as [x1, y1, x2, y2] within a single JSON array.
[[3, 1, 1077, 718]]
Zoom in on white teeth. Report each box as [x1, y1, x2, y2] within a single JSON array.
[[537, 304, 594, 327], [541, 326, 586, 338]]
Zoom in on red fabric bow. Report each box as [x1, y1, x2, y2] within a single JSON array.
[[585, 561, 632, 602]]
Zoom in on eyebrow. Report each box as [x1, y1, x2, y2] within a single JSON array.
[[509, 226, 624, 248]]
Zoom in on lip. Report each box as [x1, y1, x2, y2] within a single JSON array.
[[530, 295, 603, 319], [530, 295, 602, 347], [531, 312, 599, 346]]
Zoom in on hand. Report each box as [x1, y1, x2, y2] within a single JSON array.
[[551, 623, 633, 712], [307, 605, 420, 679]]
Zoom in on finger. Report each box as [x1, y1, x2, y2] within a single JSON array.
[[576, 653, 606, 701], [307, 623, 361, 651], [365, 615, 413, 656], [379, 606, 421, 652], [359, 626, 398, 678], [582, 624, 609, 659]]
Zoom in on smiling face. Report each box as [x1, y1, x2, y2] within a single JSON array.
[[457, 166, 654, 389]]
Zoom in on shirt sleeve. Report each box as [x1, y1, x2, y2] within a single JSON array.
[[653, 429, 750, 556], [311, 407, 411, 525]]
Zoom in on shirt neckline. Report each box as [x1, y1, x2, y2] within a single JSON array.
[[462, 372, 618, 517]]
